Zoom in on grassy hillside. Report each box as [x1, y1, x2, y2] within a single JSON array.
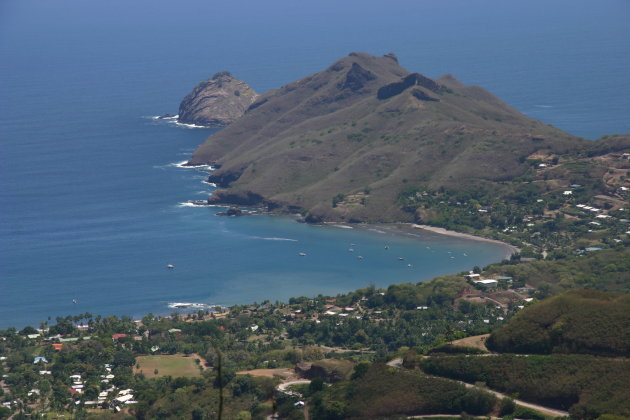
[[486, 290, 630, 356], [189, 53, 629, 224]]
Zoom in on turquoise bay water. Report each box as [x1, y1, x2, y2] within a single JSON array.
[[1, 0, 629, 328]]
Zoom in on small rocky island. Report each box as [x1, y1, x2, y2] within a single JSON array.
[[177, 71, 258, 127]]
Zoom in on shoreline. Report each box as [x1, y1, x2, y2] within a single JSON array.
[[198, 194, 520, 260], [320, 221, 519, 261], [409, 224, 520, 258]]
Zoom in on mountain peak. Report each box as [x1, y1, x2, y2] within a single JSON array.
[[188, 53, 594, 222], [337, 62, 376, 91]]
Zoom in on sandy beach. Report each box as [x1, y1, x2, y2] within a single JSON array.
[[410, 224, 520, 258], [327, 222, 520, 260]]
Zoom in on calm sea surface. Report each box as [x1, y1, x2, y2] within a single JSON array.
[[1, 0, 629, 328]]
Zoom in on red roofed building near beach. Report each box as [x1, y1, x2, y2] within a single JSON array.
[[112, 334, 127, 341]]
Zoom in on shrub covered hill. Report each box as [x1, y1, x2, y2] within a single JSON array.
[[189, 52, 629, 223], [487, 289, 630, 356]]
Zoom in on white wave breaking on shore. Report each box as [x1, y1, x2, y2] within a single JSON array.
[[169, 161, 215, 170], [168, 302, 214, 309], [177, 201, 206, 208], [331, 224, 353, 229], [174, 121, 210, 129], [146, 115, 211, 129]]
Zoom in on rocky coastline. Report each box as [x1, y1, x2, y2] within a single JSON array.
[[177, 71, 258, 127]]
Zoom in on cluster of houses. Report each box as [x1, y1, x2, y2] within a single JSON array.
[[20, 342, 138, 412], [70, 364, 137, 410], [464, 272, 508, 289], [286, 298, 370, 323], [573, 203, 630, 238], [463, 272, 534, 310]]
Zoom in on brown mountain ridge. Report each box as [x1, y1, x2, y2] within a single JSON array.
[[188, 52, 628, 222]]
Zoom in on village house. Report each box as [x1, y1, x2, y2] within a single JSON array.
[[473, 279, 499, 288]]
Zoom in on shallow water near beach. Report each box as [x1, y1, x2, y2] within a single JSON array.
[[1, 0, 629, 328]]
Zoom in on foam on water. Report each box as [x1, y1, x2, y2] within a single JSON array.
[[367, 228, 387, 234], [167, 302, 212, 309], [177, 201, 206, 208], [167, 161, 215, 171], [146, 115, 211, 129], [174, 121, 210, 129]]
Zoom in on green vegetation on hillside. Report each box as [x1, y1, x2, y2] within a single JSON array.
[[483, 246, 630, 295], [486, 290, 630, 356], [420, 354, 630, 419], [310, 364, 497, 419]]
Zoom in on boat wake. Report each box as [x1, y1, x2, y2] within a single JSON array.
[[253, 236, 298, 242]]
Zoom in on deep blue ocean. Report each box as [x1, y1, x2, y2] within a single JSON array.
[[1, 0, 629, 328]]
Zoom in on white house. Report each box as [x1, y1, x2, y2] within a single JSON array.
[[473, 279, 498, 288]]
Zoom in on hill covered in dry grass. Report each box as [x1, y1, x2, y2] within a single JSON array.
[[189, 52, 629, 223]]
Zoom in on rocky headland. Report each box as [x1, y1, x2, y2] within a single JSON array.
[[177, 71, 258, 127], [187, 52, 629, 224]]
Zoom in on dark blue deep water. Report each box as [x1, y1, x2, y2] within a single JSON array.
[[1, 0, 629, 328]]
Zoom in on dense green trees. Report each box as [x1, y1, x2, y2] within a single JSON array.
[[420, 354, 630, 419], [310, 364, 497, 419], [487, 290, 630, 356], [484, 247, 630, 295]]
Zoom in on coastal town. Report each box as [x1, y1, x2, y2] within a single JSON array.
[[0, 264, 546, 418]]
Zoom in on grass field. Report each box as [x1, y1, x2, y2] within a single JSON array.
[[449, 334, 490, 352], [134, 354, 202, 378]]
